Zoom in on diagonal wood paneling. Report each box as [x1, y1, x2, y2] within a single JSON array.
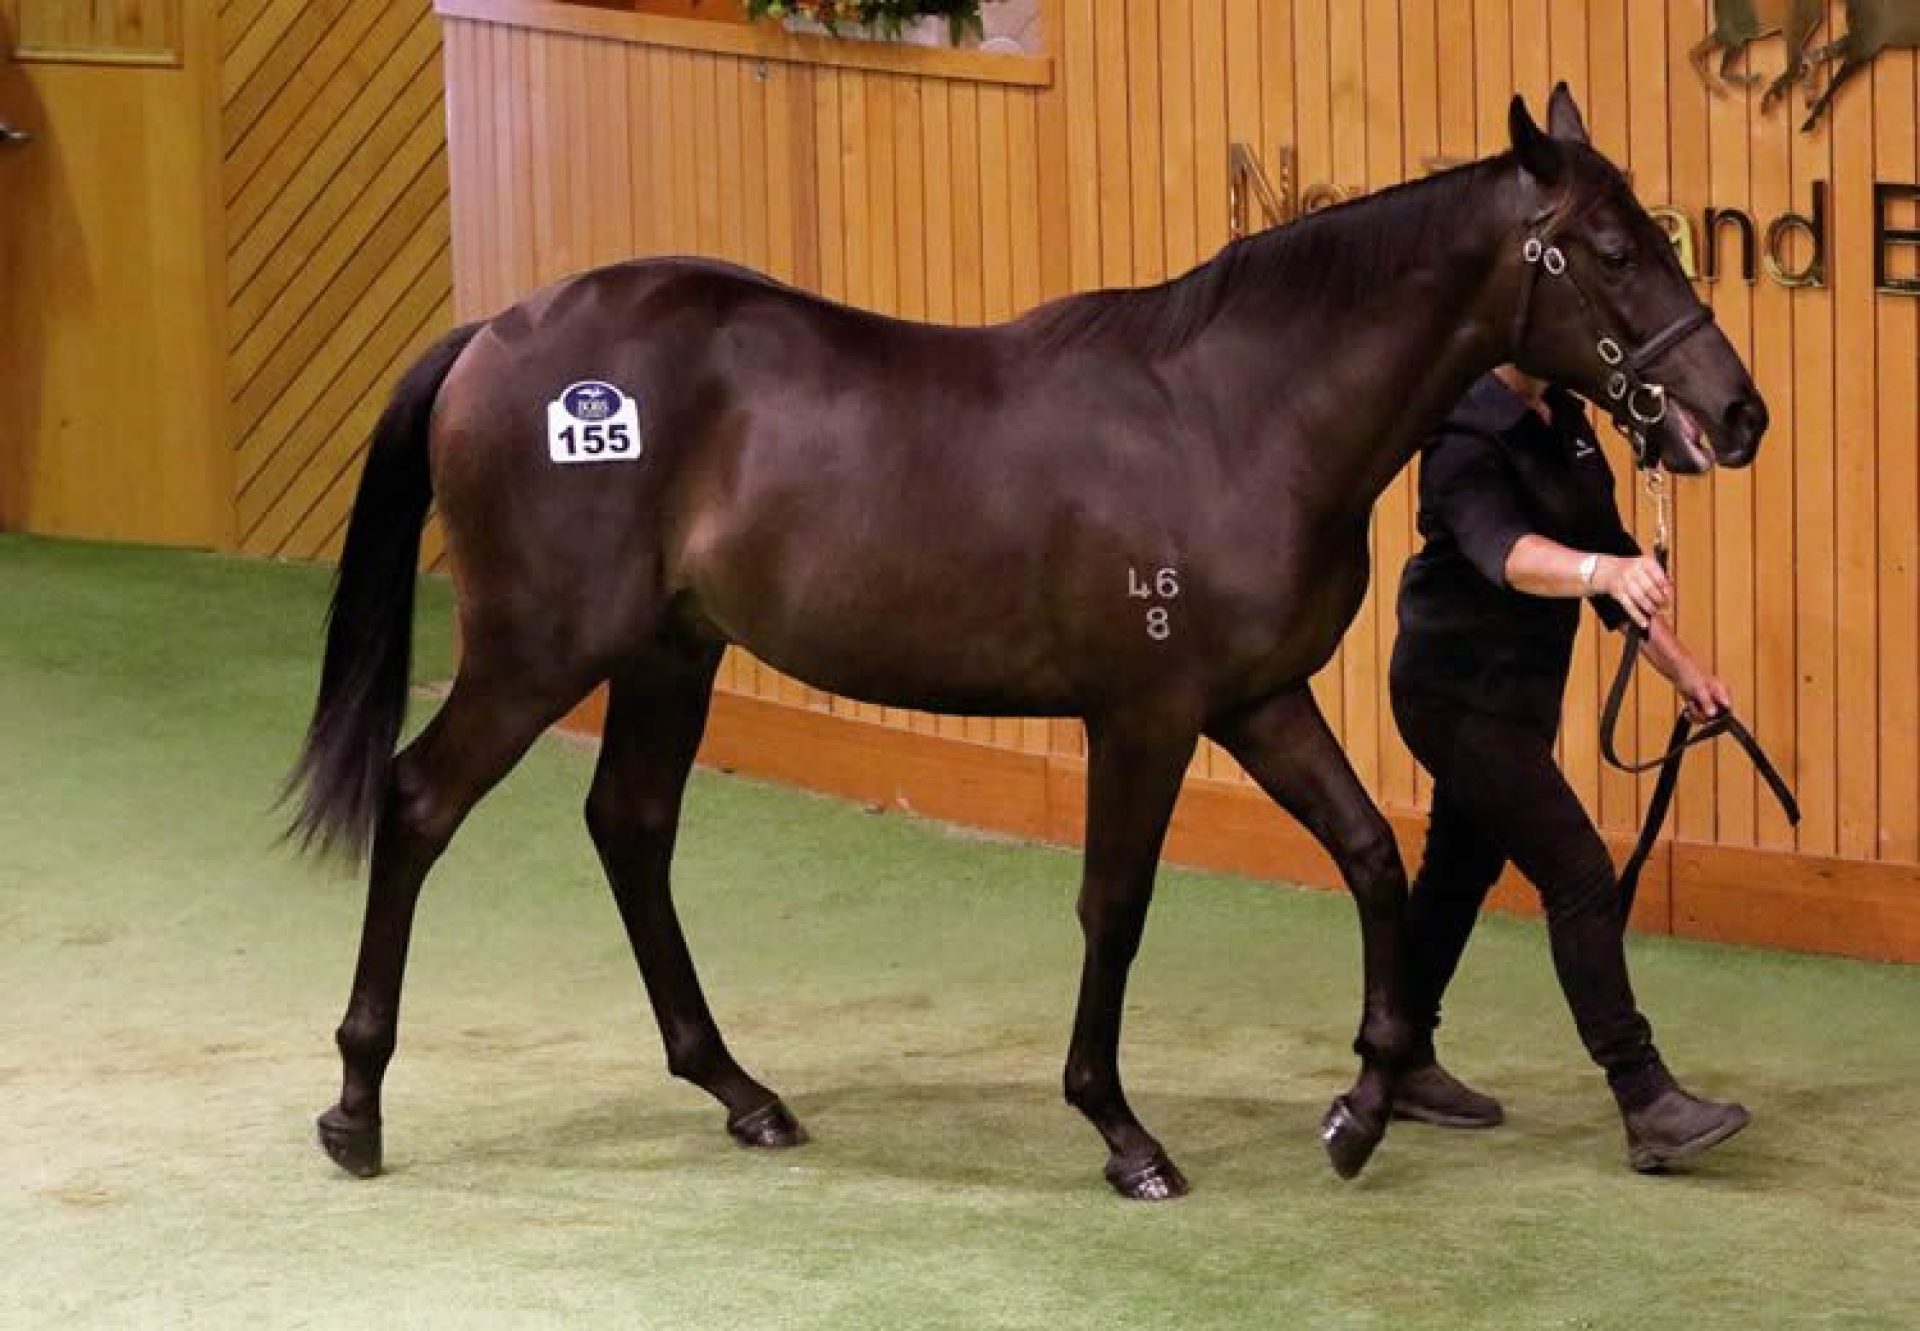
[[220, 0, 452, 564]]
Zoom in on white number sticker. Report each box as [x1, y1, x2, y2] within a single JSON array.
[[1128, 565, 1182, 643], [547, 380, 644, 465]]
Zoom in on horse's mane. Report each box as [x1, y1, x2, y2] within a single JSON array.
[[1021, 155, 1508, 358]]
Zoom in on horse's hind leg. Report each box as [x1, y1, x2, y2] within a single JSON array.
[[586, 649, 805, 1149], [1213, 688, 1415, 1180], [1689, 36, 1730, 94], [1800, 49, 1867, 131], [317, 667, 585, 1177], [1719, 42, 1764, 87], [1062, 715, 1199, 1200]]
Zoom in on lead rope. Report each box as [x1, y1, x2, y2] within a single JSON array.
[[1600, 469, 1800, 922]]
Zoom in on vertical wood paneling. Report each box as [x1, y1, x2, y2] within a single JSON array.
[[1833, 31, 1880, 862], [1124, 1, 1164, 283], [1033, 0, 1072, 309], [1668, 0, 1716, 846], [1061, 0, 1100, 294], [1791, 38, 1839, 857], [1748, 13, 1799, 853], [1157, 0, 1195, 277], [1091, 3, 1130, 285], [437, 2, 1920, 881], [1705, 12, 1758, 850], [920, 80, 955, 318]]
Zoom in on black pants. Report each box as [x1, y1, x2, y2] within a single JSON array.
[[1391, 689, 1671, 1109]]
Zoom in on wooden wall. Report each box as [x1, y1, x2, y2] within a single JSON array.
[[436, 0, 1920, 962], [0, 0, 228, 547], [14, 0, 183, 63], [220, 0, 454, 564]]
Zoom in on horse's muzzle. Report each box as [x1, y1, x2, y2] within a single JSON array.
[[1717, 393, 1768, 469]]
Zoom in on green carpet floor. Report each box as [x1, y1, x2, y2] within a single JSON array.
[[2, 533, 1917, 1329]]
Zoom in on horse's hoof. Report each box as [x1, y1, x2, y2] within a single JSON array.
[[1320, 1096, 1386, 1180], [316, 1104, 383, 1179], [728, 1099, 808, 1150], [1105, 1151, 1190, 1202]]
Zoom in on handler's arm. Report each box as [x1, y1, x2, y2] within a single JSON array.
[[1424, 432, 1672, 628], [1502, 535, 1672, 629], [1641, 616, 1734, 720]]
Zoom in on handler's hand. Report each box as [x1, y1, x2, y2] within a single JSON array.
[[1594, 554, 1671, 629], [1677, 670, 1733, 723]]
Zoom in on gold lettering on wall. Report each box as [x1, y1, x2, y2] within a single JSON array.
[[1228, 144, 1358, 236], [1227, 143, 1289, 240], [1227, 143, 1919, 297], [1877, 184, 1920, 296], [1649, 208, 1701, 281], [1765, 181, 1829, 288]]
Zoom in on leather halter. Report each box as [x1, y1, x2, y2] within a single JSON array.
[[1507, 199, 1716, 471]]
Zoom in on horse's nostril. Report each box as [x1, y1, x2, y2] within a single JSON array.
[[1724, 395, 1769, 457]]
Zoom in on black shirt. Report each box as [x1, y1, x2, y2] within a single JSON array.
[[1391, 373, 1640, 725]]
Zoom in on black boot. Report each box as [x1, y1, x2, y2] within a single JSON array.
[[1391, 1060, 1505, 1129], [1622, 1086, 1749, 1173]]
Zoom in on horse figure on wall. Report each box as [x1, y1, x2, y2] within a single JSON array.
[[1797, 0, 1920, 130], [1689, 0, 1827, 106], [289, 85, 1767, 1199]]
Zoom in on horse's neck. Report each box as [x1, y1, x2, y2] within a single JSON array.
[[1211, 200, 1519, 521], [1333, 294, 1512, 507]]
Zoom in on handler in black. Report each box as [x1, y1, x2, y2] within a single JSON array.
[[1388, 365, 1749, 1173]]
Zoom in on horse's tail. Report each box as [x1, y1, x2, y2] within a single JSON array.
[[285, 321, 482, 861]]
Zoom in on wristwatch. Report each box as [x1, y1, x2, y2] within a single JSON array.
[[1579, 553, 1600, 592]]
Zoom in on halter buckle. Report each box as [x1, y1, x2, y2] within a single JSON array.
[[1523, 237, 1545, 264], [1628, 383, 1668, 426], [1542, 247, 1567, 276], [1608, 370, 1630, 401], [1598, 337, 1625, 366]]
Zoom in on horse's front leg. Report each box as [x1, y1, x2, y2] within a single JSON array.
[[1063, 713, 1199, 1200], [1213, 687, 1416, 1180]]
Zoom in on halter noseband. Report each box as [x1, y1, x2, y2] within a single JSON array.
[[1508, 200, 1716, 470]]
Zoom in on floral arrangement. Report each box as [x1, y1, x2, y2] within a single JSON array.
[[743, 0, 995, 44]]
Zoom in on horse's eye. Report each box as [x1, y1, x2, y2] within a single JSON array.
[[1596, 245, 1634, 272]]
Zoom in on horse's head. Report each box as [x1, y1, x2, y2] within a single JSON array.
[[1503, 85, 1767, 473]]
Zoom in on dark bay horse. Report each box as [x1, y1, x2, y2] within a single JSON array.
[[291, 87, 1767, 1199]]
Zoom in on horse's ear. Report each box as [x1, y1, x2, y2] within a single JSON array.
[[1546, 81, 1591, 145], [1509, 95, 1565, 186]]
